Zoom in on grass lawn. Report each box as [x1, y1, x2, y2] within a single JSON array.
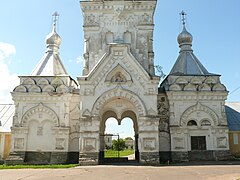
[[0, 164, 78, 170], [104, 149, 134, 158]]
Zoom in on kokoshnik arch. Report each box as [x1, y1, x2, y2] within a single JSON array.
[[7, 0, 231, 165]]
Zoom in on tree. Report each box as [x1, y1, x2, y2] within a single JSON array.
[[112, 138, 126, 151], [155, 65, 166, 83], [125, 137, 133, 140]]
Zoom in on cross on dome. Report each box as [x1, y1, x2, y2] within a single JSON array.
[[180, 10, 187, 26], [52, 12, 60, 32]]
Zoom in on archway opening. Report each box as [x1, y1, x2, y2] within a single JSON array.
[[99, 110, 139, 164]]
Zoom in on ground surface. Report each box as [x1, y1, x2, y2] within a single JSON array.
[[0, 164, 240, 180]]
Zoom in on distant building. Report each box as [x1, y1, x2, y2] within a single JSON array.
[[125, 139, 135, 150], [225, 102, 240, 156], [104, 134, 113, 149], [0, 105, 14, 161]]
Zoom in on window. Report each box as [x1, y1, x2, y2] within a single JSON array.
[[201, 120, 211, 126], [191, 136, 206, 150], [233, 133, 239, 145], [187, 120, 197, 126]]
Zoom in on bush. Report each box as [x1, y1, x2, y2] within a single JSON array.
[[112, 138, 126, 151]]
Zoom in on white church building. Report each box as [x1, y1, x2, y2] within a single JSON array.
[[7, 0, 231, 165]]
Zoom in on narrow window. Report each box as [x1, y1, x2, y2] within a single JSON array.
[[233, 133, 239, 145]]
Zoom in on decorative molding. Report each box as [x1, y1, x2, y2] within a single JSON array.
[[14, 85, 27, 92], [216, 137, 227, 148], [82, 109, 91, 117], [14, 138, 24, 150], [173, 137, 185, 150], [21, 103, 59, 127], [92, 87, 146, 116], [83, 138, 96, 152], [56, 138, 66, 150], [180, 102, 218, 126], [143, 138, 156, 151]]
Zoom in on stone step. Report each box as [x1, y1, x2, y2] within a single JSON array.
[[5, 152, 25, 165]]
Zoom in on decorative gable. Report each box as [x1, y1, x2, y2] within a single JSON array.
[[105, 64, 132, 84]]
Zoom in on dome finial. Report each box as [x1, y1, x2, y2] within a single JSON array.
[[177, 11, 193, 52], [180, 10, 187, 27], [52, 11, 59, 32], [45, 12, 61, 53]]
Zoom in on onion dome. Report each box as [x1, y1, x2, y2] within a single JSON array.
[[46, 14, 61, 52], [46, 26, 61, 48], [177, 25, 193, 47], [31, 12, 68, 76], [177, 11, 193, 52]]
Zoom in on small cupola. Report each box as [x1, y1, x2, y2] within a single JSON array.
[[177, 11, 193, 52], [46, 12, 61, 53]]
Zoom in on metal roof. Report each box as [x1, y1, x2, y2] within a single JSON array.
[[169, 51, 214, 76], [225, 102, 240, 131], [169, 21, 217, 76], [0, 104, 14, 132], [31, 52, 68, 76]]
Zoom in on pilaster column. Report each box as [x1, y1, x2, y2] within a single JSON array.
[[79, 116, 100, 165], [138, 116, 160, 165]]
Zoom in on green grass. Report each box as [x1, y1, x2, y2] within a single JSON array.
[[0, 164, 78, 170], [104, 149, 134, 158]]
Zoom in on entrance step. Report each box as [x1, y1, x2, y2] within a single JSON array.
[[5, 152, 25, 165]]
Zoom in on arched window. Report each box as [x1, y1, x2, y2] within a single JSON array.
[[187, 120, 197, 126], [124, 31, 131, 44], [106, 31, 114, 44], [201, 120, 211, 126]]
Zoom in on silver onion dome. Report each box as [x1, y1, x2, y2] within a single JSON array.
[[46, 24, 61, 48], [177, 25, 193, 46]]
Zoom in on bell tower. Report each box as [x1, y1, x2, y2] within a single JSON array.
[[80, 0, 157, 76]]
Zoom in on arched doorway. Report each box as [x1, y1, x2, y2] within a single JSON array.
[[99, 110, 139, 164], [79, 89, 160, 165]]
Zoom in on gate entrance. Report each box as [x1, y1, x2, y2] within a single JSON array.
[[99, 113, 139, 164]]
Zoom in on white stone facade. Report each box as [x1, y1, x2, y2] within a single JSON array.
[[8, 0, 230, 165]]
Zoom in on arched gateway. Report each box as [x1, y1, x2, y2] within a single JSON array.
[[90, 89, 144, 164]]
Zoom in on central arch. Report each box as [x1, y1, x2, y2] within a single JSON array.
[[99, 110, 139, 164], [95, 90, 141, 164]]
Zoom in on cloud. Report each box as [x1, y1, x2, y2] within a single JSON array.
[[76, 56, 84, 64], [68, 55, 84, 64], [0, 42, 19, 104], [0, 42, 16, 61]]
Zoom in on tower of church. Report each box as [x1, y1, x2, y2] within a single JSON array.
[[78, 0, 160, 165], [8, 13, 79, 164]]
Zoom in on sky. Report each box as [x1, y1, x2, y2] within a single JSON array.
[[0, 1, 239, 137]]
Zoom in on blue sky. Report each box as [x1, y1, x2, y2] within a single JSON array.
[[0, 1, 239, 137]]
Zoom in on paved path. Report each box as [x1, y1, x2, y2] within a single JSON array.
[[0, 165, 240, 180]]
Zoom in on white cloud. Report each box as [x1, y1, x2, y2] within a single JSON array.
[[0, 42, 19, 104], [0, 42, 16, 62], [76, 56, 84, 64]]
